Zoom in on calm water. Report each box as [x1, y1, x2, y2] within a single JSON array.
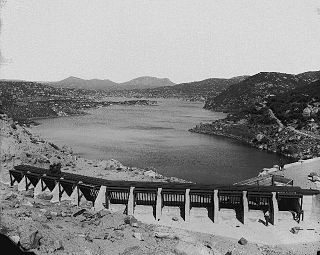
[[33, 98, 287, 184]]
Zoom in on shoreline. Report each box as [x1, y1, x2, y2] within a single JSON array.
[[190, 119, 320, 160], [189, 126, 296, 161], [28, 112, 88, 121], [13, 99, 158, 126]]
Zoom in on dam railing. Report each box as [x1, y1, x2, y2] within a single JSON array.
[[9, 165, 319, 225]]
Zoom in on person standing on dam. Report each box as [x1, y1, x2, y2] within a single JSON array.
[[278, 158, 285, 171], [264, 210, 270, 226]]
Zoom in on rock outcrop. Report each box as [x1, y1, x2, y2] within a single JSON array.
[[190, 106, 320, 159]]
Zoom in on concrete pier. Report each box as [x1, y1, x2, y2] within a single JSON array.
[[17, 176, 26, 192], [271, 192, 279, 225], [156, 188, 162, 221], [70, 187, 79, 206], [213, 189, 219, 223], [302, 194, 320, 221], [127, 187, 135, 215], [184, 189, 191, 222], [94, 186, 106, 211], [34, 181, 42, 197], [242, 191, 249, 224], [50, 184, 60, 203]]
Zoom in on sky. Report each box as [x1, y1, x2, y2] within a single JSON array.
[[0, 0, 320, 84]]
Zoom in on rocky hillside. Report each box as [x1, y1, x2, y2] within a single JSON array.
[[0, 80, 65, 100], [268, 79, 320, 136], [192, 73, 320, 159], [190, 105, 320, 159], [204, 72, 305, 112], [0, 80, 77, 122], [0, 80, 157, 124]]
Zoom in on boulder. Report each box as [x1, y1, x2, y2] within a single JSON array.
[[133, 232, 144, 241], [96, 209, 110, 218], [131, 222, 139, 228], [20, 230, 43, 250], [50, 211, 58, 217], [23, 189, 34, 198], [144, 170, 157, 178], [256, 133, 264, 142], [61, 145, 73, 154], [154, 232, 176, 239], [9, 235, 20, 245], [84, 249, 93, 255], [120, 246, 142, 255], [238, 237, 248, 245], [85, 234, 93, 242], [36, 191, 53, 200], [124, 215, 138, 226], [53, 240, 64, 251], [21, 200, 33, 207], [302, 107, 311, 117], [313, 175, 320, 182], [105, 159, 125, 170], [4, 192, 17, 201], [173, 241, 214, 255]]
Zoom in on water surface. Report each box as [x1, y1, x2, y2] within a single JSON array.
[[33, 98, 287, 184]]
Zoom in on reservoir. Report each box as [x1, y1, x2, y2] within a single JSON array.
[[33, 98, 287, 184]]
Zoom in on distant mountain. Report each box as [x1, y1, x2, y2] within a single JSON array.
[[48, 76, 175, 90], [48, 76, 119, 90], [119, 76, 175, 89], [204, 72, 306, 112], [108, 76, 248, 100]]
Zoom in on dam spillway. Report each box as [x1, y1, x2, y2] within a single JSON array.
[[9, 165, 320, 225]]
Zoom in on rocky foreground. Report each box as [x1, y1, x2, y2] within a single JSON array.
[[5, 182, 319, 255]]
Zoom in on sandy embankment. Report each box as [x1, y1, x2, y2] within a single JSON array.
[[279, 157, 320, 189]]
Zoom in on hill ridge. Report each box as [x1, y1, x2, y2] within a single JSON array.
[[48, 76, 175, 90], [204, 70, 320, 112]]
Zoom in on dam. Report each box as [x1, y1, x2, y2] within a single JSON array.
[[9, 165, 320, 226]]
